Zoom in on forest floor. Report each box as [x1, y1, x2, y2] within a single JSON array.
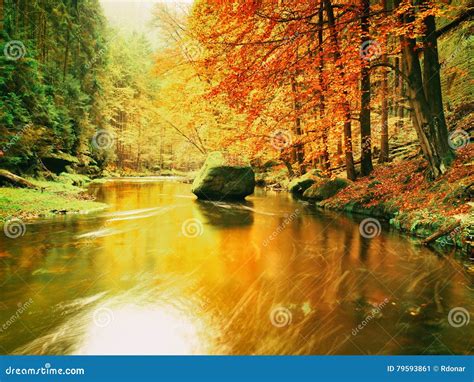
[[0, 176, 107, 222]]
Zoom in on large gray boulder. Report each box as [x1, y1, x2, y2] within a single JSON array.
[[303, 177, 348, 201], [192, 152, 255, 200]]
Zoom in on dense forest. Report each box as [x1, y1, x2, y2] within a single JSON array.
[[0, 1, 472, 180], [0, 0, 182, 176]]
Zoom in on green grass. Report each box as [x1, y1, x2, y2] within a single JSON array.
[[0, 178, 107, 222]]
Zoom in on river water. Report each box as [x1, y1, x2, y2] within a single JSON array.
[[0, 179, 472, 355]]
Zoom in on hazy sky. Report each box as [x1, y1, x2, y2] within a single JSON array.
[[99, 0, 194, 47]]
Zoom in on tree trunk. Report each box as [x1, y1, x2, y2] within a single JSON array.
[[421, 221, 460, 245], [0, 0, 4, 32], [318, 5, 330, 172], [290, 74, 306, 175], [395, 56, 405, 132], [0, 170, 38, 189], [360, 0, 373, 175], [63, 27, 71, 81], [282, 159, 295, 178], [324, 0, 356, 181], [395, 0, 453, 178], [379, 0, 389, 163], [421, 2, 452, 161]]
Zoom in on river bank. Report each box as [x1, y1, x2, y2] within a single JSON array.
[[0, 175, 107, 222], [0, 171, 196, 222], [285, 146, 473, 254]]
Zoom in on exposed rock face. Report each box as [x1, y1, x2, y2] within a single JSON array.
[[191, 152, 255, 200], [41, 152, 79, 175], [303, 177, 348, 201]]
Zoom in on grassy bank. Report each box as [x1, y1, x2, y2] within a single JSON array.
[[0, 175, 107, 222]]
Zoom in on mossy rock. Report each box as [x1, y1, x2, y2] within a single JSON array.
[[41, 152, 79, 174], [303, 177, 348, 201], [191, 152, 255, 200], [288, 170, 321, 195], [57, 173, 91, 187]]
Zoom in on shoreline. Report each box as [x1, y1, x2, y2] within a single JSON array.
[[0, 178, 108, 222], [284, 149, 473, 256], [0, 174, 192, 222], [314, 200, 472, 255]]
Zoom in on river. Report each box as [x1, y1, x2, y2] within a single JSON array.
[[0, 178, 472, 355]]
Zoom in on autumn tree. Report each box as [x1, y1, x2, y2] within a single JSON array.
[[391, 0, 454, 177]]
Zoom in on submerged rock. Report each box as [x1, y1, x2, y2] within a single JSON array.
[[191, 152, 255, 200], [303, 177, 348, 201]]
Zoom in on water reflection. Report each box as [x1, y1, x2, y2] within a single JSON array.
[[195, 200, 254, 227], [0, 180, 472, 355]]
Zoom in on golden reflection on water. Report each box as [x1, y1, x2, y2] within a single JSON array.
[[79, 302, 214, 355], [0, 179, 472, 355]]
